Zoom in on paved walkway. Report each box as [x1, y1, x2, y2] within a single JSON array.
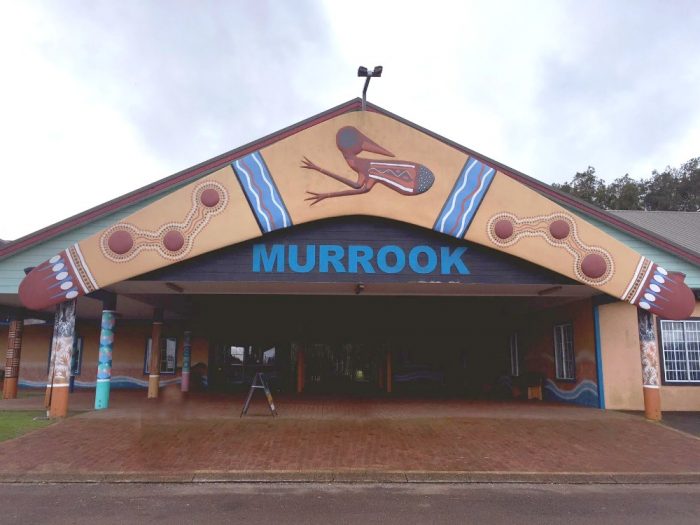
[[0, 389, 699, 482]]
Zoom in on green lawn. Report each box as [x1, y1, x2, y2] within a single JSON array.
[[0, 411, 55, 442]]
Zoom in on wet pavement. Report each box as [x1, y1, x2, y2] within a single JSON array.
[[0, 388, 699, 481]]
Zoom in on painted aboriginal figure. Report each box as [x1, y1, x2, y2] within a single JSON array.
[[301, 126, 435, 204]]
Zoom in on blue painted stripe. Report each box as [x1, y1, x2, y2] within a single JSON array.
[[593, 305, 606, 409], [434, 157, 495, 238], [19, 376, 182, 390], [232, 151, 292, 233]]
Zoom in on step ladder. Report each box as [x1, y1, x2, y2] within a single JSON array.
[[240, 372, 278, 417]]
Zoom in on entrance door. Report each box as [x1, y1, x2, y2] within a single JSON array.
[[304, 342, 380, 394]]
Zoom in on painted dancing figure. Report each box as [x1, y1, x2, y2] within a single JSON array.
[[301, 126, 434, 205]]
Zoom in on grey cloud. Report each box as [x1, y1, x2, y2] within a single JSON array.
[[37, 0, 343, 174], [530, 0, 700, 181]]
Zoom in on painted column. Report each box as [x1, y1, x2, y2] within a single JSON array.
[[296, 348, 305, 394], [181, 330, 192, 392], [2, 310, 25, 399], [386, 350, 393, 394], [147, 308, 164, 399], [46, 299, 77, 418], [94, 308, 117, 409], [637, 309, 662, 421]]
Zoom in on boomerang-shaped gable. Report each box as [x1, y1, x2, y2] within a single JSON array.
[[18, 102, 696, 320]]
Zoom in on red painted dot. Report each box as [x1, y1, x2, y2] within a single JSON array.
[[163, 231, 185, 252], [549, 220, 570, 240], [200, 188, 220, 207], [108, 230, 133, 255], [494, 219, 514, 240], [581, 253, 607, 279]]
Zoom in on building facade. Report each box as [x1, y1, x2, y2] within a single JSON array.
[[1, 100, 699, 415]]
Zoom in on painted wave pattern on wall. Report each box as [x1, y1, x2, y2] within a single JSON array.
[[434, 157, 495, 239], [19, 376, 182, 390], [544, 379, 599, 408], [232, 151, 292, 233]]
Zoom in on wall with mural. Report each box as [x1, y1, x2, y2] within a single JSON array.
[[519, 298, 599, 407], [0, 322, 208, 390], [19, 110, 695, 321]]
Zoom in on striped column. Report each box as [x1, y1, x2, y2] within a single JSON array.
[[94, 309, 117, 409], [147, 308, 164, 399], [181, 330, 192, 392], [46, 299, 77, 418], [638, 309, 662, 421], [2, 311, 25, 399]]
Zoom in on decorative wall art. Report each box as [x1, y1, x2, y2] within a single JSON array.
[[19, 110, 695, 320]]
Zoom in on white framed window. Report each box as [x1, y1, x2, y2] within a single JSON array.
[[660, 320, 700, 383], [144, 337, 178, 375], [509, 332, 520, 376], [553, 323, 575, 380]]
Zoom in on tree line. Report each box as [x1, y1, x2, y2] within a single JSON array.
[[551, 157, 699, 211]]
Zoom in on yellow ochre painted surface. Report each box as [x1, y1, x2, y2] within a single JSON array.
[[598, 301, 645, 410], [17, 109, 695, 320]]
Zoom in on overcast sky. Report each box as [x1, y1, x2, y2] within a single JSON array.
[[1, 0, 699, 240]]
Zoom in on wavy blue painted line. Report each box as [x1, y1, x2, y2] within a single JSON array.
[[231, 151, 291, 233], [544, 379, 599, 401], [433, 158, 495, 238]]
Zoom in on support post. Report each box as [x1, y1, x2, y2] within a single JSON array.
[[181, 330, 192, 392], [296, 348, 305, 394], [2, 310, 25, 399], [94, 295, 117, 410], [46, 300, 77, 418], [147, 308, 164, 399], [637, 309, 662, 421], [386, 350, 393, 394]]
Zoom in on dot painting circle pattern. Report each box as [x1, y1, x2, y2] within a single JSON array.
[[108, 230, 134, 255], [200, 188, 220, 207], [163, 230, 185, 252], [581, 253, 608, 279], [549, 220, 570, 240], [494, 219, 514, 240]]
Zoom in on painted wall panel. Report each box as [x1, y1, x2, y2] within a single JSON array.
[[518, 298, 599, 407], [598, 301, 645, 410]]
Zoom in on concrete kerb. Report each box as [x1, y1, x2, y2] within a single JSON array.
[[1, 471, 699, 484]]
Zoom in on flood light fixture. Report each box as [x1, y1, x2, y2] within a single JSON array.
[[358, 65, 383, 110]]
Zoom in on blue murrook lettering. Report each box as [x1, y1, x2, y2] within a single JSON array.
[[289, 245, 315, 273], [377, 245, 406, 274], [408, 245, 438, 274], [253, 244, 284, 272], [251, 244, 469, 275], [348, 245, 375, 273], [319, 245, 346, 273], [441, 247, 469, 274]]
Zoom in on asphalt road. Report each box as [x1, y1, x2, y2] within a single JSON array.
[[1, 482, 699, 524]]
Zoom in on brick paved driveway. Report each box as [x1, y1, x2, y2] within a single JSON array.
[[1, 389, 698, 476]]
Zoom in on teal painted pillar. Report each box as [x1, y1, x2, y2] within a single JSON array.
[[95, 297, 117, 410], [181, 330, 192, 392]]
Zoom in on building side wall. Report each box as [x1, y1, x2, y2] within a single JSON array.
[[598, 301, 645, 410]]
